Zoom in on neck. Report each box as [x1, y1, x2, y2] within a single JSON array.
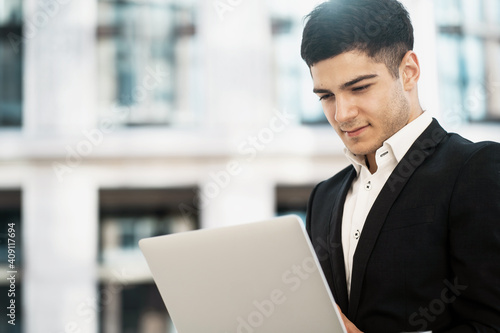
[[364, 108, 424, 174], [365, 154, 377, 174]]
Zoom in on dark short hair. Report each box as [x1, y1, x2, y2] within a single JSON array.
[[301, 0, 414, 77]]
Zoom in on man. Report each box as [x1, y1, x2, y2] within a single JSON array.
[[301, 0, 500, 332]]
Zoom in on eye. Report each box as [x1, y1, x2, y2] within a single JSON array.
[[352, 84, 370, 92], [319, 93, 334, 101]]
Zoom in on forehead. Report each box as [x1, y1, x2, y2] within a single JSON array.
[[310, 51, 389, 88]]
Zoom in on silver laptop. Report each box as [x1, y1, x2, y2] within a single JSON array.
[[139, 215, 347, 333]]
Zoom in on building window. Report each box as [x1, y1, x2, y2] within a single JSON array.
[[275, 185, 315, 223], [269, 1, 328, 125], [0, 1, 23, 127], [97, 0, 198, 127], [98, 188, 198, 333], [98, 282, 171, 333], [0, 190, 22, 333], [435, 0, 500, 123]]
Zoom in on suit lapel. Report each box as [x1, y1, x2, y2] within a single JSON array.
[[347, 119, 447, 319], [328, 167, 356, 314]]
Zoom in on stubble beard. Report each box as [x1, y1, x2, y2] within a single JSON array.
[[344, 84, 410, 157]]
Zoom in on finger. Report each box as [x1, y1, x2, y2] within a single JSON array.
[[336, 304, 363, 333]]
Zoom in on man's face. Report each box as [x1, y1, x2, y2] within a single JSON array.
[[311, 50, 412, 157]]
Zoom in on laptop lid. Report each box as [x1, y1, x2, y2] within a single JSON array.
[[139, 215, 347, 333]]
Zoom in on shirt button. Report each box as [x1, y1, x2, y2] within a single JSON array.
[[354, 230, 360, 240], [365, 181, 372, 191]]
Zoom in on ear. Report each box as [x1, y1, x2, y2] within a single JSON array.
[[399, 51, 420, 91]]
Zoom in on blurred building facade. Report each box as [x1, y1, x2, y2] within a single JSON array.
[[0, 0, 499, 332]]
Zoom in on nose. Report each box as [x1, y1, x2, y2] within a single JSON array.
[[334, 96, 358, 123]]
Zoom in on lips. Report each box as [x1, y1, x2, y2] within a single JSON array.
[[343, 125, 369, 137]]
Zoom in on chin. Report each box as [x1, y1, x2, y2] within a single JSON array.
[[347, 143, 380, 156]]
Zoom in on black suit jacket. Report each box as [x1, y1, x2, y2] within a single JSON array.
[[306, 119, 500, 332]]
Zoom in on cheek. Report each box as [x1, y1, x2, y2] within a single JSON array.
[[321, 102, 337, 123], [359, 94, 383, 117]]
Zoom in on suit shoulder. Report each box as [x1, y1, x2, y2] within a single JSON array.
[[307, 164, 355, 234], [314, 164, 355, 194], [441, 133, 500, 160]]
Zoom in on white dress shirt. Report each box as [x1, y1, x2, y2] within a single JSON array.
[[341, 112, 433, 298]]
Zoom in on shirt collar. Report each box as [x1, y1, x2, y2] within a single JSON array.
[[343, 112, 433, 174], [385, 111, 432, 162], [344, 148, 365, 175]]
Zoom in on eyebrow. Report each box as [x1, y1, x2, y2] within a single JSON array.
[[313, 74, 379, 94]]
